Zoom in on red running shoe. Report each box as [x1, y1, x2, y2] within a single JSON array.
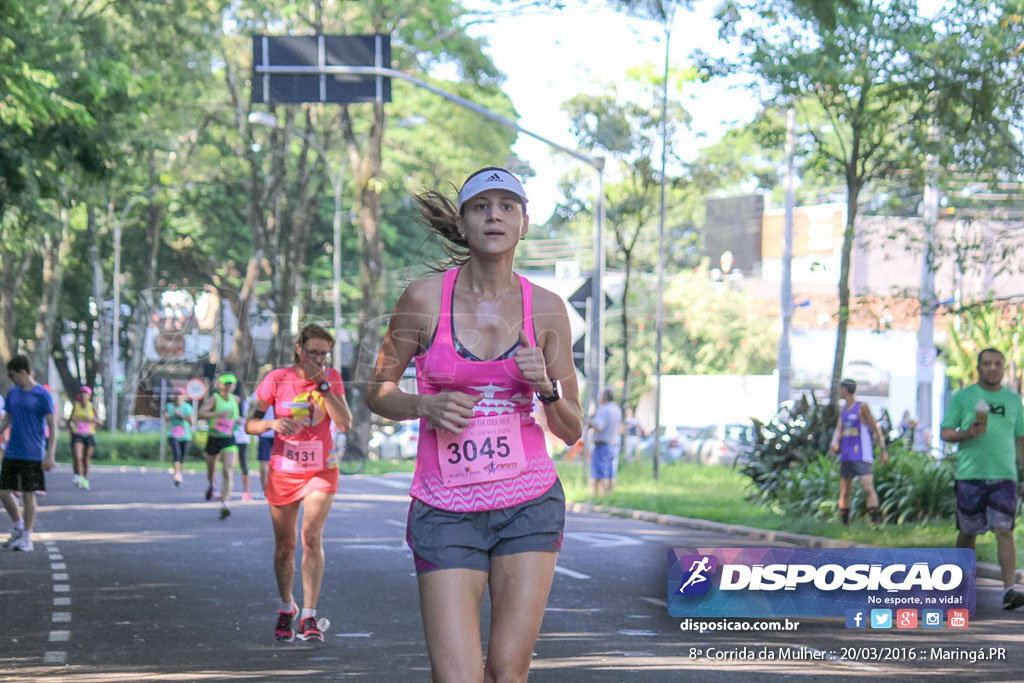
[[274, 606, 296, 642]]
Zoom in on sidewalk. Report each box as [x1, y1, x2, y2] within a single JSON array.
[[567, 501, 1023, 584]]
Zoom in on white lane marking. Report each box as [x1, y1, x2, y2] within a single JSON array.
[[53, 585, 70, 593], [53, 597, 71, 606], [365, 477, 412, 490], [49, 631, 70, 642], [618, 629, 657, 636], [49, 554, 63, 561], [383, 519, 407, 529], [563, 531, 643, 548], [545, 607, 602, 612], [335, 633, 373, 638], [231, 541, 244, 546], [50, 563, 66, 570], [339, 544, 404, 551], [553, 565, 591, 580], [640, 597, 667, 608], [52, 573, 69, 581], [52, 612, 71, 623], [43, 651, 67, 665]]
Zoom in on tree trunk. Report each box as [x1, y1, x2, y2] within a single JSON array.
[[0, 245, 34, 393], [344, 100, 386, 458], [32, 208, 71, 383], [119, 179, 163, 424], [829, 180, 862, 404]]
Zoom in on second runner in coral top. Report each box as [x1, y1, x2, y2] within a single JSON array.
[[255, 364, 345, 505]]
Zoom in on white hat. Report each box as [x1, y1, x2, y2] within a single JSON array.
[[457, 168, 528, 212]]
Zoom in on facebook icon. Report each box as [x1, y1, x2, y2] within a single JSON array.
[[845, 609, 866, 629]]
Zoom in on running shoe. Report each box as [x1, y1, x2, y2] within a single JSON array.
[[72, 474, 80, 486], [295, 616, 329, 642], [274, 606, 297, 642], [1003, 586, 1024, 610], [204, 485, 213, 501], [173, 475, 181, 487], [2, 527, 24, 548], [35, 490, 46, 496], [241, 492, 252, 502], [219, 506, 231, 520], [11, 536, 33, 552], [80, 477, 90, 491]]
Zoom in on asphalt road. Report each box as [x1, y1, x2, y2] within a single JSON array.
[[1, 464, 1021, 682]]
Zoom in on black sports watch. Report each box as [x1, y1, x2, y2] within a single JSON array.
[[317, 380, 332, 394], [536, 378, 560, 405]]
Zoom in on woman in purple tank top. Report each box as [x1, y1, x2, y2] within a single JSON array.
[[368, 167, 583, 681]]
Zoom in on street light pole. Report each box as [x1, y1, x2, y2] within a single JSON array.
[[247, 111, 347, 371]]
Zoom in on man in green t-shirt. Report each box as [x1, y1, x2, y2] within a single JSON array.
[[940, 348, 1024, 610]]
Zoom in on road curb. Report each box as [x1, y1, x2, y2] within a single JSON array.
[[567, 502, 1019, 584]]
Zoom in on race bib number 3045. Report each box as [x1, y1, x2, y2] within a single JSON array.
[[437, 414, 525, 487]]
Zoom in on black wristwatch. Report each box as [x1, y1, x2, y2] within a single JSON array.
[[317, 380, 332, 394], [536, 378, 560, 404]]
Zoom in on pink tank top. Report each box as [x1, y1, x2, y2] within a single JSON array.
[[411, 267, 556, 512]]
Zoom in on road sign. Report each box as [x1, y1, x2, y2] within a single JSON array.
[[185, 378, 207, 400], [567, 275, 612, 319], [252, 34, 392, 104], [916, 348, 937, 382]]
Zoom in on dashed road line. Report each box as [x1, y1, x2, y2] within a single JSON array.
[[52, 573, 69, 581], [53, 597, 71, 606], [48, 630, 70, 642], [52, 612, 71, 623], [43, 652, 67, 665], [53, 584, 70, 593], [554, 565, 591, 580]]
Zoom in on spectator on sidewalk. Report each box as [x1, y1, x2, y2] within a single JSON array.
[[940, 348, 1024, 611], [0, 356, 58, 552], [589, 388, 622, 498]]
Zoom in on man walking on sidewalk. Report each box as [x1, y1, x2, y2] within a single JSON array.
[[940, 348, 1024, 610], [0, 356, 58, 552]]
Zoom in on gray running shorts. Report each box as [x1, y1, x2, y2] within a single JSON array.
[[406, 478, 565, 574], [840, 460, 873, 478]]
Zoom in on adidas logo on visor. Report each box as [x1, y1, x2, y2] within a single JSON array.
[[485, 173, 503, 182]]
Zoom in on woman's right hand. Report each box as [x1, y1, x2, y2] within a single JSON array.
[[273, 417, 301, 436], [420, 391, 481, 434]]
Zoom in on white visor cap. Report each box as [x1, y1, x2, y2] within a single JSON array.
[[457, 169, 528, 212]]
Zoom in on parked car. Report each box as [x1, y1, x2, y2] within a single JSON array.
[[124, 415, 163, 434], [843, 360, 887, 387], [375, 421, 420, 460], [686, 423, 755, 465], [636, 425, 701, 462]]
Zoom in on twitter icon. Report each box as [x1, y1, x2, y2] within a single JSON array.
[[870, 609, 892, 629]]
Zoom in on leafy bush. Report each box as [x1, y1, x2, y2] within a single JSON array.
[[770, 453, 838, 519], [874, 447, 956, 524], [57, 432, 208, 462], [741, 393, 837, 503]]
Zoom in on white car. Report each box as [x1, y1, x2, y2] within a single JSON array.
[[377, 421, 420, 460]]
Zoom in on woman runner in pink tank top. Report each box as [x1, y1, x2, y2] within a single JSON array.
[[368, 167, 583, 681]]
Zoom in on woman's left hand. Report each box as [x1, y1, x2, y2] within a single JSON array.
[[513, 330, 549, 394]]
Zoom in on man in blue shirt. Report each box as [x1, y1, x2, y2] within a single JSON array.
[[0, 355, 58, 552]]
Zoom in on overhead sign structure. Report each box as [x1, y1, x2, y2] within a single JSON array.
[[252, 34, 392, 105]]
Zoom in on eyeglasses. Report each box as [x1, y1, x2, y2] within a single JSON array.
[[302, 348, 331, 359]]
